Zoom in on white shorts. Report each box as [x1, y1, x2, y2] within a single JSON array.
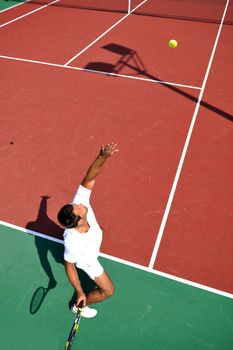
[[76, 258, 104, 280]]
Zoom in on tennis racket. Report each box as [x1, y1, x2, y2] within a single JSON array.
[[64, 302, 83, 350]]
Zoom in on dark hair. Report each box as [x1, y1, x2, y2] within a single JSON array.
[[57, 204, 81, 229]]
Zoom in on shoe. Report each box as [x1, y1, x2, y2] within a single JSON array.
[[71, 304, 97, 318]]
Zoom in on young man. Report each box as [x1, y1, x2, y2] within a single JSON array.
[[57, 143, 119, 318]]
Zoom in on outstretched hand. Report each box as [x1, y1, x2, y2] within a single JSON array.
[[99, 142, 119, 159]]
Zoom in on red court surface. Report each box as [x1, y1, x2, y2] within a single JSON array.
[[133, 0, 229, 22], [70, 14, 219, 87], [0, 57, 199, 264], [0, 2, 225, 87], [155, 21, 233, 293], [0, 0, 233, 297], [0, 5, 123, 63]]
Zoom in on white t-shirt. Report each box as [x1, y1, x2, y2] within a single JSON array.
[[63, 185, 103, 268]]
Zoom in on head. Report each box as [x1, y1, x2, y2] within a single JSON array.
[[57, 203, 87, 229]]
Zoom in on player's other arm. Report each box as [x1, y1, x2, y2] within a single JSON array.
[[65, 260, 86, 306], [81, 143, 119, 191]]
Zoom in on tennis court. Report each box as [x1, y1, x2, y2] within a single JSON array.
[[0, 1, 233, 349]]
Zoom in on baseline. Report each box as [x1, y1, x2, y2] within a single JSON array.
[[1, 220, 232, 300]]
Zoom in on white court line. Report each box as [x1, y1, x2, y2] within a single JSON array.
[[0, 54, 201, 90], [0, 219, 232, 299], [0, 0, 30, 13], [1, 0, 230, 299], [71, 66, 201, 90], [148, 0, 230, 269], [64, 0, 148, 66], [128, 0, 131, 14], [0, 0, 59, 28]]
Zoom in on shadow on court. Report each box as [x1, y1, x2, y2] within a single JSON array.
[[26, 196, 96, 314], [84, 43, 233, 123]]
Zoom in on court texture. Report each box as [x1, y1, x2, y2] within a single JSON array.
[[0, 1, 233, 349]]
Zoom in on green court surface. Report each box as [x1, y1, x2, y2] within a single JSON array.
[[0, 0, 22, 11], [0, 223, 233, 350]]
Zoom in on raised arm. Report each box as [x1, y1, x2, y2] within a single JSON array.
[[81, 143, 119, 190]]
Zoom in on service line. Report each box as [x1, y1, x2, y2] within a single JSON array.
[[0, 54, 201, 90]]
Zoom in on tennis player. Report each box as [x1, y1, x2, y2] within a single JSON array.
[[57, 143, 119, 318]]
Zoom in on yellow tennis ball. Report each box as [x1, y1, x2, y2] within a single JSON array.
[[168, 39, 178, 48]]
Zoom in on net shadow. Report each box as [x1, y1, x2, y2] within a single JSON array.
[[84, 43, 233, 123]]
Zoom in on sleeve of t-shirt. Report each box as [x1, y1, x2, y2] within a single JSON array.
[[64, 247, 77, 264], [72, 185, 91, 205]]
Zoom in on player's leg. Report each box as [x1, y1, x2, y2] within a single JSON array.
[[86, 271, 114, 305], [71, 270, 114, 318]]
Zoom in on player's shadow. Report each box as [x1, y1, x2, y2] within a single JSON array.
[[26, 196, 96, 314], [26, 196, 64, 292], [84, 43, 233, 123]]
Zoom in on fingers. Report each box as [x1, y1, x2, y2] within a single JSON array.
[[76, 294, 86, 308], [101, 142, 119, 156]]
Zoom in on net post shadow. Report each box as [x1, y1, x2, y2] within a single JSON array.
[[84, 43, 147, 76], [84, 42, 233, 123]]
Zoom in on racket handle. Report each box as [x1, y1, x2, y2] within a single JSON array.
[[78, 301, 84, 309]]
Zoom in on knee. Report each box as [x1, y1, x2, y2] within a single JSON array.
[[107, 286, 115, 297], [102, 285, 114, 299]]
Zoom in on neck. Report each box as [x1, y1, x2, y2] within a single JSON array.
[[76, 218, 89, 233]]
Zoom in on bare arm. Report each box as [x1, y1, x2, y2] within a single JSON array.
[[81, 143, 119, 190], [64, 260, 86, 306]]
